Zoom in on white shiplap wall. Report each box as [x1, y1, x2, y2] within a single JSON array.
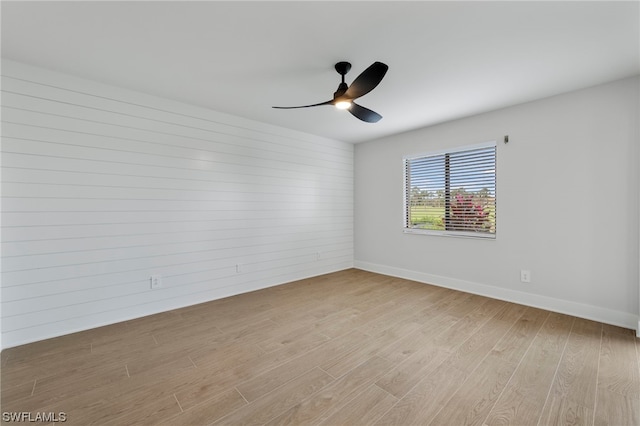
[[1, 60, 354, 349]]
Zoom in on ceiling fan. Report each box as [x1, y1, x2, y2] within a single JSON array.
[[273, 61, 389, 123]]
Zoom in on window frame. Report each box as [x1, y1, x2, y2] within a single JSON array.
[[403, 141, 497, 239]]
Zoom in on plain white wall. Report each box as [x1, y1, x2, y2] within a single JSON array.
[[0, 60, 354, 349], [355, 76, 640, 330]]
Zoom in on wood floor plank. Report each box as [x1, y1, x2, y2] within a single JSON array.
[[376, 363, 469, 426], [46, 382, 183, 426], [428, 354, 517, 426], [374, 290, 475, 364], [375, 345, 450, 402], [483, 312, 574, 425], [593, 324, 640, 425], [375, 301, 523, 424], [0, 379, 37, 409], [489, 307, 550, 364], [538, 318, 602, 425], [444, 302, 527, 374], [89, 331, 158, 360], [211, 367, 334, 425], [174, 326, 366, 411], [235, 330, 370, 402], [28, 361, 129, 407], [265, 356, 394, 425], [318, 384, 398, 426], [593, 388, 640, 426], [187, 318, 278, 351], [1, 343, 93, 389], [320, 320, 422, 379], [427, 307, 549, 426], [270, 304, 361, 334], [541, 397, 593, 426], [29, 354, 197, 425], [596, 324, 640, 397], [150, 320, 224, 349], [430, 297, 505, 349], [172, 348, 271, 410], [257, 328, 331, 354], [158, 388, 247, 426], [123, 310, 185, 334], [354, 290, 441, 337], [316, 300, 403, 339], [188, 339, 265, 371], [1, 332, 91, 367], [1, 269, 638, 425], [375, 298, 507, 400], [101, 395, 183, 426]]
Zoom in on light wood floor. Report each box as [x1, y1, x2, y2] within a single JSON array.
[[1, 269, 639, 425]]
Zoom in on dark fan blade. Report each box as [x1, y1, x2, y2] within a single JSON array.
[[344, 62, 388, 100], [272, 100, 333, 109], [349, 102, 382, 123]]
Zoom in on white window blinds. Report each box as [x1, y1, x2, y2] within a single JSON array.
[[404, 142, 496, 238]]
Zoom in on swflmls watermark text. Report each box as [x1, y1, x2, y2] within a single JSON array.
[[2, 412, 67, 423]]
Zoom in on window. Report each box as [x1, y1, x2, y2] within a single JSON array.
[[404, 142, 496, 238]]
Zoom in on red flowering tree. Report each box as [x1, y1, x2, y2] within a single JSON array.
[[447, 193, 491, 232]]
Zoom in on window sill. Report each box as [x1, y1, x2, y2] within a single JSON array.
[[403, 228, 496, 240]]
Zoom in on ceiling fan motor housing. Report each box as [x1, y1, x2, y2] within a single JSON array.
[[334, 82, 349, 99], [335, 61, 352, 76]]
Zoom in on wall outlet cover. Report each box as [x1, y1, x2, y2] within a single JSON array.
[[150, 274, 162, 289]]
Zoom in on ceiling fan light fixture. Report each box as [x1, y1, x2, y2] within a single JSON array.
[[272, 61, 388, 123]]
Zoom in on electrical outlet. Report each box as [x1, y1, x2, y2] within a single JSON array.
[[520, 270, 531, 283], [150, 274, 162, 289], [236, 264, 241, 273], [316, 252, 321, 261]]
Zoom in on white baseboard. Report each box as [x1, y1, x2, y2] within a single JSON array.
[[354, 260, 639, 333]]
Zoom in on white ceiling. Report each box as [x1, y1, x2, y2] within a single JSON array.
[[2, 1, 639, 144]]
